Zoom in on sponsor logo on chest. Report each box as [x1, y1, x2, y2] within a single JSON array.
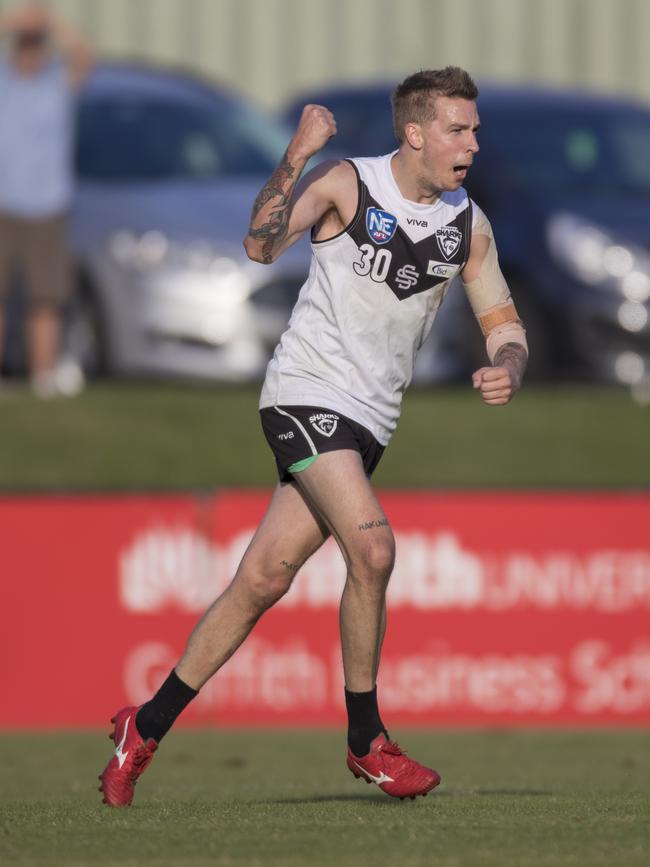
[[427, 261, 460, 279]]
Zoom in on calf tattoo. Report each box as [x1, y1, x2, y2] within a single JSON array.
[[494, 342, 527, 390], [248, 152, 297, 264], [358, 518, 389, 531]]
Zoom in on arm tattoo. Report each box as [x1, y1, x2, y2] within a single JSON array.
[[494, 342, 527, 389], [248, 152, 298, 264], [280, 559, 300, 572], [358, 518, 389, 531]]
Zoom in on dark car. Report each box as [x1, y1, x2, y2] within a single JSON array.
[[283, 83, 650, 384]]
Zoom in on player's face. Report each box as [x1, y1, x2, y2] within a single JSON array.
[[417, 97, 480, 192]]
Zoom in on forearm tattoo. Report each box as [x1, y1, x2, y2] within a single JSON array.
[[280, 559, 300, 572], [248, 152, 297, 263], [358, 518, 389, 531], [494, 342, 527, 389]]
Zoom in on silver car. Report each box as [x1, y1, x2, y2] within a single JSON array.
[[11, 62, 310, 382]]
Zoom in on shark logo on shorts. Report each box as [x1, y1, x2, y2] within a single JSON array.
[[309, 412, 339, 438], [435, 225, 462, 261]]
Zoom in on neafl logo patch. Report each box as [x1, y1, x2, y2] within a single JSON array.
[[435, 225, 462, 261], [309, 412, 339, 437], [366, 208, 398, 244]]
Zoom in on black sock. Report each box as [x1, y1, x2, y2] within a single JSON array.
[[345, 686, 388, 757], [135, 669, 198, 743]]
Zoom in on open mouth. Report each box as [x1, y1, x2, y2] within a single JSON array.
[[453, 165, 469, 179]]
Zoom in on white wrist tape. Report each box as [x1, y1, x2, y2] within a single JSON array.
[[462, 215, 527, 364], [478, 301, 528, 363]]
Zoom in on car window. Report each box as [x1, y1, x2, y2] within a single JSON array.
[[474, 107, 650, 195], [323, 98, 396, 156], [611, 120, 650, 191], [76, 95, 289, 181]]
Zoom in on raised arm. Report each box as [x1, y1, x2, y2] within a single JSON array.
[[51, 14, 95, 88], [0, 4, 94, 87], [244, 104, 339, 264], [0, 6, 26, 36], [461, 207, 528, 405]]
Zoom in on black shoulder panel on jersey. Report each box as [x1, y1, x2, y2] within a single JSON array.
[[346, 188, 472, 301], [311, 159, 365, 245]]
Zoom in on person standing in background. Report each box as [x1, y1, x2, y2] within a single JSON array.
[[0, 3, 93, 397]]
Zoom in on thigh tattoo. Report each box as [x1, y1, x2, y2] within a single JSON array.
[[358, 518, 389, 531]]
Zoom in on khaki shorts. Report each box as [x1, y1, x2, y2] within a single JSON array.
[[0, 211, 72, 307]]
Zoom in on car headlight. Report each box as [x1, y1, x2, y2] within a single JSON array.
[[546, 213, 650, 303], [107, 230, 251, 304], [110, 230, 170, 270]]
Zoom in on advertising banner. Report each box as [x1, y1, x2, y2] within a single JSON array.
[[2, 492, 649, 728]]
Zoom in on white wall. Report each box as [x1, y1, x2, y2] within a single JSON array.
[[2, 0, 649, 108]]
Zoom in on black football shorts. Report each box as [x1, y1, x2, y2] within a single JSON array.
[[259, 404, 385, 482]]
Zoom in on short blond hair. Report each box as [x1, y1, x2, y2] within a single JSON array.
[[392, 67, 479, 143]]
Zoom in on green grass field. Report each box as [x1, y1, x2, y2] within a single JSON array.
[[2, 384, 648, 866], [1, 729, 648, 867], [0, 381, 649, 488]]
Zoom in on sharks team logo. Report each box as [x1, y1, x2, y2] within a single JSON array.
[[366, 208, 398, 244], [309, 412, 339, 438], [435, 225, 462, 261]]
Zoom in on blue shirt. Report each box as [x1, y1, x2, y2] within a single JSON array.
[[0, 57, 75, 217]]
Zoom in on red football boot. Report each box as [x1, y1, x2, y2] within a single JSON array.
[[347, 734, 441, 799], [98, 706, 158, 807]]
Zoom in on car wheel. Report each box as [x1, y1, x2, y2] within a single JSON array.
[[511, 288, 554, 381], [64, 276, 109, 378]]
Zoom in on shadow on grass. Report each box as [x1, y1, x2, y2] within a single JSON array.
[[268, 787, 554, 805], [475, 788, 553, 796], [266, 793, 432, 805], [439, 788, 554, 797]]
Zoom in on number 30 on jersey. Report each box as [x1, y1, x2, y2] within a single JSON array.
[[353, 243, 392, 282]]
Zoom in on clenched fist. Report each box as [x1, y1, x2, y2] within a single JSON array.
[[472, 365, 518, 405], [288, 104, 337, 163]]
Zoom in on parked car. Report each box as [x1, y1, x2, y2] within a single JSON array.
[[283, 83, 650, 384], [4, 62, 309, 382]]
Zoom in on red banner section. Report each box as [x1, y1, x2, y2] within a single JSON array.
[[3, 491, 650, 728]]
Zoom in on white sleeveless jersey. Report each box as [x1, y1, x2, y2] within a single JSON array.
[[260, 152, 477, 445]]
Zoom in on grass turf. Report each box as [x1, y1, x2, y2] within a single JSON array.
[[2, 386, 648, 864], [0, 730, 648, 867], [0, 382, 649, 489]]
